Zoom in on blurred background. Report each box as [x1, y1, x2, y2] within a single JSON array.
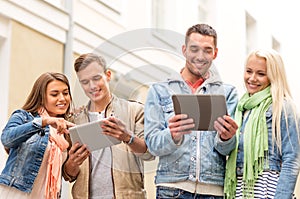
[[0, 0, 299, 198]]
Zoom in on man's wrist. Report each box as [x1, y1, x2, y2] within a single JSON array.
[[220, 136, 230, 141], [172, 134, 184, 145], [63, 161, 78, 182], [123, 134, 135, 145]]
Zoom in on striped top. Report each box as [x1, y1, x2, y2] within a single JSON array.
[[235, 170, 279, 199]]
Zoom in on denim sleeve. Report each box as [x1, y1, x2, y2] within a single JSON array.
[[225, 85, 238, 118], [275, 105, 300, 198], [1, 110, 42, 148], [214, 133, 236, 156], [144, 85, 179, 156]]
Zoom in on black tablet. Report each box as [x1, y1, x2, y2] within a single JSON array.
[[172, 94, 228, 131]]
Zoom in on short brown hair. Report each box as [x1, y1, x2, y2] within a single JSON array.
[[74, 53, 107, 72], [185, 24, 217, 47]]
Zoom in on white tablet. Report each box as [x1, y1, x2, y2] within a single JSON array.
[[172, 94, 228, 131], [68, 119, 121, 151]]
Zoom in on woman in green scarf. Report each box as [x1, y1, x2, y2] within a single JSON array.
[[224, 49, 300, 199]]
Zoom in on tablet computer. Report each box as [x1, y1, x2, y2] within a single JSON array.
[[172, 94, 228, 131], [68, 119, 121, 151]]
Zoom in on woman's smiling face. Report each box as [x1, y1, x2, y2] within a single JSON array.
[[44, 80, 71, 117], [244, 54, 270, 95]]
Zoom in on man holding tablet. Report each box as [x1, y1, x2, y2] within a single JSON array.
[[63, 53, 153, 199], [144, 24, 239, 198]]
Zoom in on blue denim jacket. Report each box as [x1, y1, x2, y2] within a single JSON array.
[[144, 67, 238, 186], [236, 102, 300, 198], [0, 109, 49, 193]]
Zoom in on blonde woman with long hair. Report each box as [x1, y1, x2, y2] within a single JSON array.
[[224, 49, 300, 199]]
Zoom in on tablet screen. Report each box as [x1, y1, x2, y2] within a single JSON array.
[[68, 119, 121, 151], [172, 94, 227, 131]]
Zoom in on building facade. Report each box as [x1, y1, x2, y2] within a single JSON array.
[[0, 0, 299, 198]]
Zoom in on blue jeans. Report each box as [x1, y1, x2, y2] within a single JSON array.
[[156, 186, 223, 199]]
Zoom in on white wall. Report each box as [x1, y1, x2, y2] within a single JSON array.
[[0, 15, 11, 170], [269, 1, 300, 111], [212, 0, 300, 108]]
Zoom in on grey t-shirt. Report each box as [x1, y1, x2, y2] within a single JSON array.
[[89, 112, 114, 199]]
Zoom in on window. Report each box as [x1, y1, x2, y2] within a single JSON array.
[[245, 12, 257, 54], [272, 36, 281, 52]]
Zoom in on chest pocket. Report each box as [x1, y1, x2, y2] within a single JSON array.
[[154, 83, 176, 114], [160, 97, 175, 129], [160, 96, 174, 113]]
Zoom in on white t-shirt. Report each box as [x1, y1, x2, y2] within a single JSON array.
[[89, 111, 114, 199]]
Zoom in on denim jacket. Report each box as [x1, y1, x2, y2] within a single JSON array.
[[0, 109, 49, 193], [144, 66, 238, 186], [236, 102, 300, 198]]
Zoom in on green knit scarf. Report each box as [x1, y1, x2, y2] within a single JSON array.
[[224, 86, 272, 198]]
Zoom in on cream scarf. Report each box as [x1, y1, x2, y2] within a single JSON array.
[[39, 109, 69, 199]]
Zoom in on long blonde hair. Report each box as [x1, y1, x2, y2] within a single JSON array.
[[246, 49, 299, 152]]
